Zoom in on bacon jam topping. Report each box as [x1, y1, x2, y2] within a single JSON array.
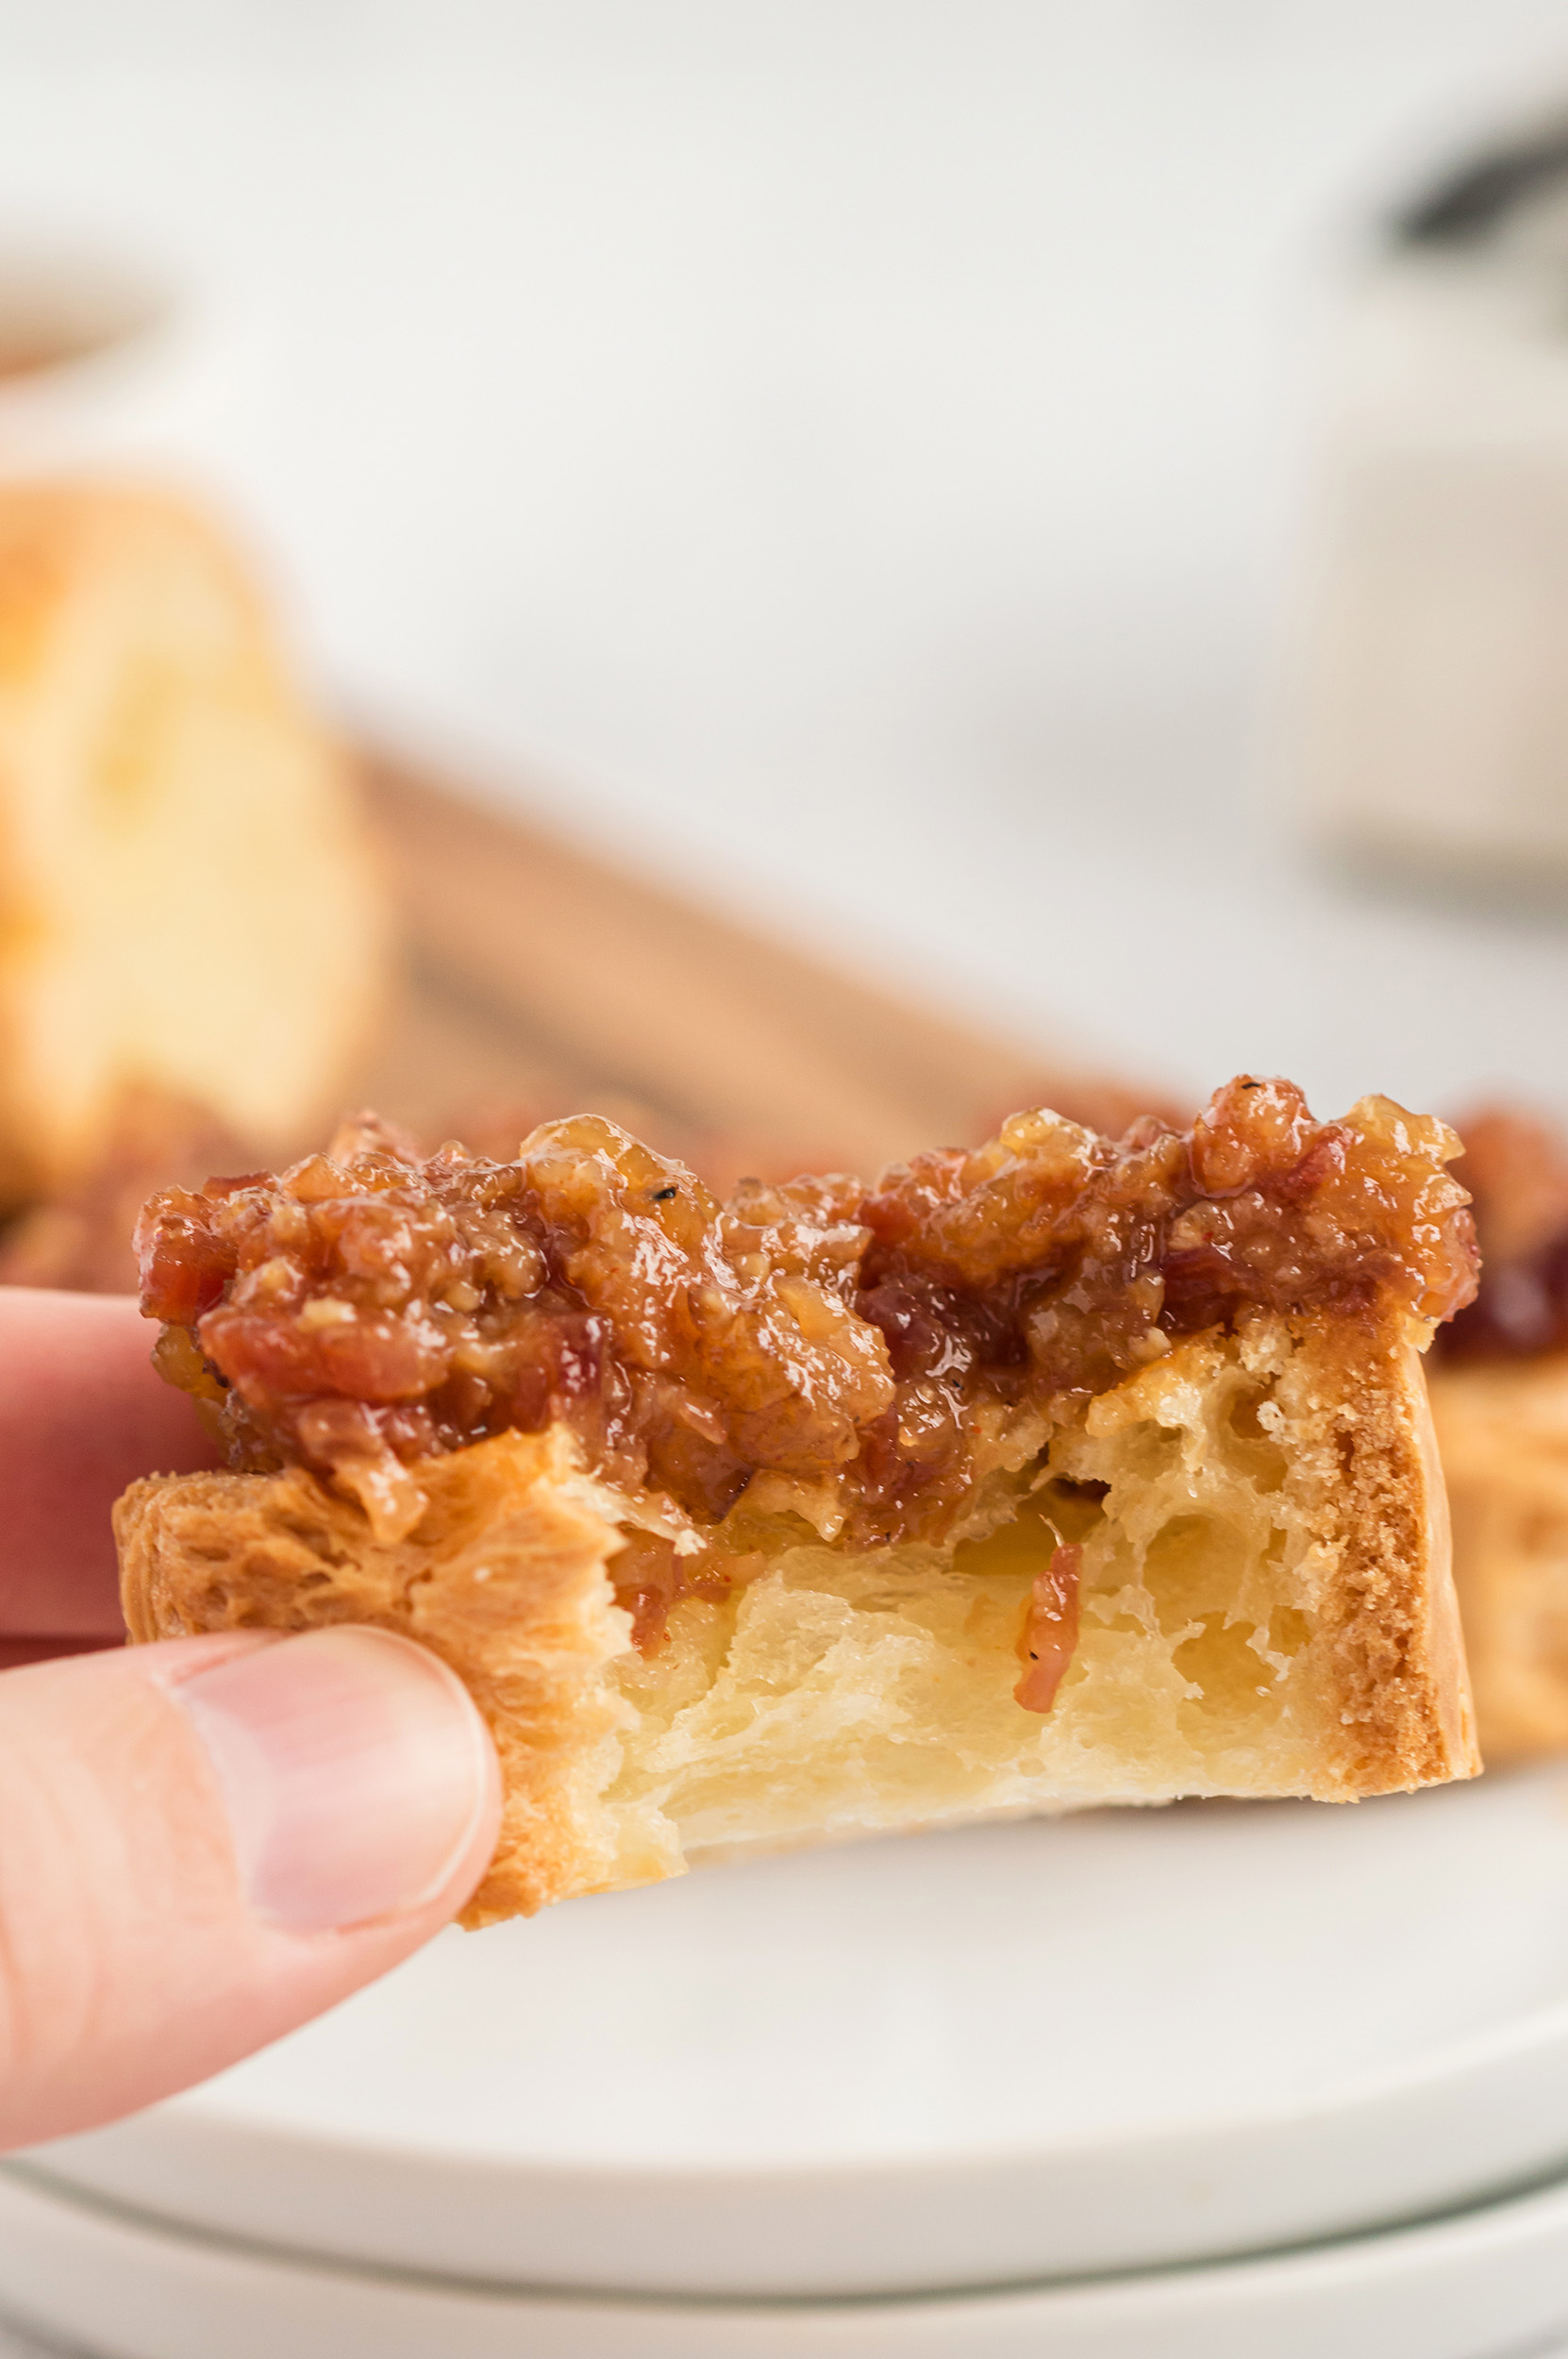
[[1436, 1106, 1568, 1362], [138, 1079, 1476, 1643]]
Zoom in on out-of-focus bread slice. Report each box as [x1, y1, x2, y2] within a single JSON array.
[[1420, 1107, 1568, 1760], [1428, 1356, 1568, 1761], [119, 1303, 1476, 1925], [0, 482, 389, 1205]]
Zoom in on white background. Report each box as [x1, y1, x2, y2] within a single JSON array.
[[1, 2, 1567, 1120], [3, 17, 1568, 2351]]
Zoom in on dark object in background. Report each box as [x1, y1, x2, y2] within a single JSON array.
[[1395, 113, 1568, 245]]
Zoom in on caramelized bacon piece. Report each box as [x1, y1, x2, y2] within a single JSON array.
[[1014, 1542, 1082, 1714]]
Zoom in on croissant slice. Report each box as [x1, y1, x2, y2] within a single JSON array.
[[117, 1079, 1480, 1921]]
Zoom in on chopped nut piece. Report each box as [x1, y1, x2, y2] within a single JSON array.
[[297, 1297, 358, 1330]]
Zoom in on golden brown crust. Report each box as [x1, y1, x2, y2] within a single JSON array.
[[1300, 1314, 1475, 1790], [116, 1307, 1477, 1920], [1427, 1355, 1568, 1763]]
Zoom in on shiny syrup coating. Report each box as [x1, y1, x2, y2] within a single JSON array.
[[138, 1079, 1476, 1645]]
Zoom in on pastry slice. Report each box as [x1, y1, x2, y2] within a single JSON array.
[[1427, 1107, 1568, 1760], [117, 1079, 1480, 1923], [0, 482, 390, 1208]]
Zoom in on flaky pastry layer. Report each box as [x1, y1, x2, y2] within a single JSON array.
[[119, 1306, 1476, 1923]]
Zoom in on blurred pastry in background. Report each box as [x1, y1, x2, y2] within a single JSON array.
[[120, 1076, 1478, 1922], [0, 1081, 249, 1291], [1429, 1105, 1568, 1759], [0, 480, 390, 1210]]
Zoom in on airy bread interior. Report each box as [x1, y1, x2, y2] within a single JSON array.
[[0, 482, 390, 1203], [119, 1305, 1476, 1923]]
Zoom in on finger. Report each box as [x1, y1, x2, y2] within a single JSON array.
[[0, 1626, 501, 2152], [0, 1289, 221, 1636]]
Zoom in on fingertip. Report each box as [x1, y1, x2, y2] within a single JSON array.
[[0, 1630, 501, 2150], [166, 1626, 502, 1932]]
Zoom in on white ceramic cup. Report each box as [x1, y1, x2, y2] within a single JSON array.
[[1294, 116, 1568, 888]]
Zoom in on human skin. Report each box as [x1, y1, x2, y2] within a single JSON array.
[[0, 1290, 502, 2152]]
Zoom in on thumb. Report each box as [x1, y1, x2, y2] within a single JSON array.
[[0, 1627, 501, 2152]]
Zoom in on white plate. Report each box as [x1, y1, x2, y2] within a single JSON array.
[[10, 2141, 1568, 2359], [30, 1764, 1568, 2298]]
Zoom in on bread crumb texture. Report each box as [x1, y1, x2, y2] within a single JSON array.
[[119, 1309, 1476, 1923]]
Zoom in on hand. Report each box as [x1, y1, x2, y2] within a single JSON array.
[[0, 1289, 500, 2154]]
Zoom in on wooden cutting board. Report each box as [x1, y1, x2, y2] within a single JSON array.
[[351, 747, 1143, 1176]]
